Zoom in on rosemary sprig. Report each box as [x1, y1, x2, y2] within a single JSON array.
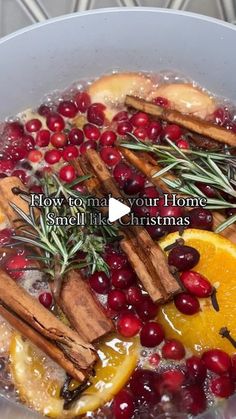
[[10, 174, 117, 297]]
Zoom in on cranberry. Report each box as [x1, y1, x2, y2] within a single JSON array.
[[36, 129, 51, 147], [83, 123, 100, 141], [100, 130, 117, 147], [225, 208, 236, 218], [117, 313, 142, 337], [146, 225, 167, 240], [195, 182, 217, 198], [188, 208, 213, 230], [87, 103, 105, 126], [164, 124, 182, 141], [68, 128, 84, 145], [12, 170, 27, 185], [5, 121, 24, 140], [113, 163, 132, 187], [212, 107, 231, 126], [108, 289, 127, 311], [181, 385, 206, 415], [168, 245, 200, 271], [135, 296, 158, 321], [51, 132, 68, 148], [174, 292, 200, 315], [153, 96, 170, 108], [57, 100, 78, 118], [38, 104, 51, 117], [159, 370, 185, 393], [126, 286, 143, 306], [162, 339, 185, 360], [25, 118, 42, 133], [113, 111, 129, 122], [105, 252, 128, 270], [176, 138, 190, 149], [38, 292, 53, 309], [22, 134, 35, 151], [186, 356, 207, 384], [30, 185, 43, 194], [202, 349, 231, 374], [28, 150, 43, 163], [149, 353, 161, 366], [89, 271, 110, 294], [147, 121, 162, 141], [133, 127, 147, 140], [180, 271, 213, 298], [130, 112, 149, 128], [74, 91, 91, 112], [117, 121, 133, 136], [111, 268, 135, 289], [129, 369, 158, 405], [59, 165, 76, 183], [113, 389, 135, 419], [159, 204, 183, 218], [142, 186, 160, 199], [62, 145, 79, 161], [46, 113, 65, 132], [123, 174, 145, 195], [140, 321, 165, 347], [5, 254, 31, 280], [100, 147, 121, 167], [210, 376, 234, 398], [0, 159, 14, 173], [0, 228, 13, 246], [79, 140, 97, 154], [44, 149, 62, 165]]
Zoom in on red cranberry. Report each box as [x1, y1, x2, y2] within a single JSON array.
[[74, 91, 91, 112], [89, 271, 110, 294], [12, 170, 27, 185], [147, 121, 162, 141], [5, 121, 24, 140], [0, 159, 14, 173], [21, 134, 35, 151], [100, 130, 117, 147], [36, 129, 51, 147], [129, 369, 158, 405], [159, 204, 183, 218], [62, 145, 79, 161], [46, 113, 65, 132], [117, 121, 133, 136], [149, 353, 161, 366], [186, 356, 207, 384], [112, 111, 129, 122], [44, 149, 62, 165], [5, 254, 31, 280], [146, 225, 167, 240], [38, 292, 52, 309], [126, 286, 143, 306], [79, 140, 97, 155], [72, 183, 87, 194], [225, 208, 236, 218], [140, 321, 165, 347], [83, 123, 100, 141], [153, 96, 170, 108], [30, 185, 43, 194], [181, 385, 206, 415], [176, 138, 190, 149], [142, 186, 160, 199], [38, 104, 51, 117], [0, 228, 13, 246], [57, 100, 78, 118], [111, 268, 135, 289], [59, 165, 76, 183], [113, 389, 135, 419], [195, 182, 217, 198], [105, 252, 128, 270], [113, 163, 132, 187], [133, 127, 147, 140], [130, 112, 149, 128], [180, 271, 213, 298], [68, 128, 84, 145], [135, 296, 158, 321], [159, 370, 185, 393], [51, 132, 68, 148], [6, 144, 28, 162], [108, 289, 127, 311], [174, 292, 200, 315], [123, 174, 145, 195], [212, 107, 231, 126], [162, 339, 185, 360], [168, 245, 200, 271], [210, 376, 234, 398], [28, 150, 43, 163], [87, 103, 105, 126], [202, 349, 231, 374], [100, 147, 121, 167], [164, 124, 182, 141], [117, 313, 142, 337], [188, 208, 213, 230], [25, 118, 42, 133]]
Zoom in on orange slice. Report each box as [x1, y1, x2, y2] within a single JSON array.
[[158, 229, 236, 355]]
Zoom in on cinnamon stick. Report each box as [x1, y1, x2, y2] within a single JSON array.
[[0, 269, 96, 371], [58, 271, 114, 342], [125, 95, 236, 147], [0, 177, 32, 227], [0, 304, 85, 382]]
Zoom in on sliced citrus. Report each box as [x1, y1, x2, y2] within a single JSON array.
[[158, 229, 236, 355], [10, 332, 139, 418]]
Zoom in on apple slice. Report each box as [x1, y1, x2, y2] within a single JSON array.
[[147, 83, 216, 119], [88, 72, 157, 120]]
